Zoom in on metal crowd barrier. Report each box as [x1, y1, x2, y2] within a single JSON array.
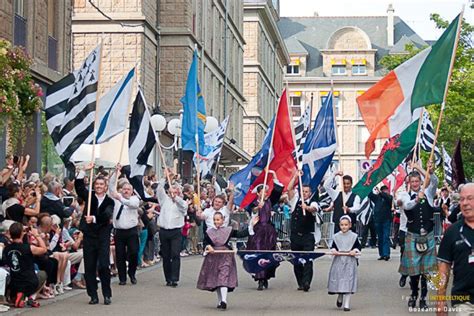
[[433, 212, 443, 243], [320, 211, 334, 248]]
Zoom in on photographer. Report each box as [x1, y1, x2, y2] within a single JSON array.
[[40, 181, 74, 219]]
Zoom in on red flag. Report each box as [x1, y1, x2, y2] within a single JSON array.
[[241, 90, 297, 208], [382, 164, 407, 195]]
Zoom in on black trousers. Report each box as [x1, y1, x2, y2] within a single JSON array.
[[360, 219, 377, 247], [34, 256, 58, 285], [83, 233, 111, 299], [159, 228, 182, 283], [114, 227, 139, 282], [290, 233, 315, 288]]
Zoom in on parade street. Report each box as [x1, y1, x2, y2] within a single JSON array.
[[13, 249, 431, 316]]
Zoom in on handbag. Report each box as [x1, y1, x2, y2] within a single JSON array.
[[414, 235, 428, 253]]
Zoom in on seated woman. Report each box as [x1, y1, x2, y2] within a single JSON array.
[[197, 212, 258, 310]]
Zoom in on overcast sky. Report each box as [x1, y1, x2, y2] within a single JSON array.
[[280, 0, 473, 41]]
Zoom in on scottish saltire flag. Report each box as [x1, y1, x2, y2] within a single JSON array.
[[293, 105, 311, 164], [93, 67, 135, 144], [301, 92, 337, 190], [194, 116, 229, 177], [181, 49, 208, 156], [419, 111, 441, 166], [237, 251, 325, 274], [442, 145, 453, 184], [230, 119, 275, 207]]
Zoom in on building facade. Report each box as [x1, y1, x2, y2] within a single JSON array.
[[242, 0, 289, 157], [278, 5, 428, 179], [0, 0, 73, 173]]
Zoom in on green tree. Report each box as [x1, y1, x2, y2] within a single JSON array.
[[379, 13, 473, 184]]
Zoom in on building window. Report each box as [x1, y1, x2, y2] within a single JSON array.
[[13, 0, 26, 47], [320, 95, 341, 117], [290, 96, 302, 117], [14, 0, 24, 17], [47, 0, 58, 70], [287, 64, 299, 75], [331, 65, 346, 75], [352, 64, 367, 75]]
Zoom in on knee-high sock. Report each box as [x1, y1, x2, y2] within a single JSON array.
[[409, 275, 421, 297], [420, 275, 428, 299], [343, 294, 351, 309], [217, 287, 222, 304], [220, 287, 228, 303]]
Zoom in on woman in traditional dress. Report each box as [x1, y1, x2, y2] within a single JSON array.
[[197, 212, 258, 310], [328, 215, 361, 312], [246, 170, 284, 290]]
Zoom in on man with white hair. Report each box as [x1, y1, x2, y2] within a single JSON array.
[[40, 181, 73, 219], [108, 164, 140, 286], [436, 183, 474, 316]]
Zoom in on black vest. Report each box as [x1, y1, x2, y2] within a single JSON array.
[[291, 200, 315, 235], [406, 193, 435, 234], [334, 192, 356, 227]]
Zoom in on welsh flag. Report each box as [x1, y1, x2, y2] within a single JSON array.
[[382, 163, 407, 195], [357, 13, 461, 158], [353, 120, 418, 200]]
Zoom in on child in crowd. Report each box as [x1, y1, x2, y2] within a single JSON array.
[[181, 216, 192, 257], [197, 212, 258, 310], [328, 215, 361, 312]]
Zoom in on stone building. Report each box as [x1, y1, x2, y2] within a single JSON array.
[[0, 0, 73, 172], [242, 0, 289, 157], [278, 5, 428, 179]]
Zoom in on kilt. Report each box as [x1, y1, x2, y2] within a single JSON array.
[[398, 231, 437, 276]]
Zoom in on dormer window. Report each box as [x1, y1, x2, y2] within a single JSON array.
[[287, 64, 300, 74], [331, 65, 346, 75], [352, 64, 367, 75]]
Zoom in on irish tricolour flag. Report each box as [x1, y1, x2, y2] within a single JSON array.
[[357, 13, 461, 158]]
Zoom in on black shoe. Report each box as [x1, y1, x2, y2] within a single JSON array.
[[344, 308, 351, 312], [217, 303, 222, 309], [337, 298, 343, 308], [170, 282, 178, 288], [130, 276, 137, 285], [104, 297, 111, 305], [377, 257, 384, 260], [166, 281, 172, 286], [384, 256, 390, 261], [219, 302, 227, 310], [419, 299, 428, 310], [263, 280, 268, 289], [88, 297, 99, 305], [119, 281, 126, 285], [257, 280, 264, 291], [399, 275, 407, 288], [303, 284, 310, 292], [408, 296, 417, 308]]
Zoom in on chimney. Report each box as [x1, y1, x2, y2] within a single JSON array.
[[387, 3, 394, 47], [313, 11, 319, 17]]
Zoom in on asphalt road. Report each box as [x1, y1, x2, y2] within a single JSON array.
[[10, 248, 438, 315]]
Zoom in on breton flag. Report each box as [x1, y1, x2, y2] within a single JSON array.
[[194, 116, 229, 177], [451, 139, 466, 189], [300, 92, 337, 189], [293, 105, 311, 164], [92, 67, 135, 144], [356, 197, 374, 226], [128, 88, 156, 178], [442, 145, 453, 185], [419, 111, 441, 166], [45, 45, 101, 164], [357, 14, 461, 158]]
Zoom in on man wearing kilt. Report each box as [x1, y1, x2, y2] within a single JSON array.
[[397, 162, 438, 310]]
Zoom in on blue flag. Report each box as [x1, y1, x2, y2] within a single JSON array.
[[181, 50, 208, 155], [300, 92, 337, 189], [229, 119, 274, 207], [236, 250, 326, 274]]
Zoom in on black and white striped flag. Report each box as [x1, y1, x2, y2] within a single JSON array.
[[195, 116, 229, 177], [356, 197, 374, 226], [129, 88, 157, 178], [293, 105, 311, 164], [45, 45, 101, 164], [419, 111, 441, 166], [442, 145, 453, 184]]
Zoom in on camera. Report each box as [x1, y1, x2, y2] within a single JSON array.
[[62, 196, 74, 207]]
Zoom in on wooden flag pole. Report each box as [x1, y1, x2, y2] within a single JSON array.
[[87, 42, 104, 217], [412, 108, 425, 165], [260, 94, 280, 205], [285, 81, 306, 215], [424, 8, 463, 190], [330, 79, 343, 191], [194, 45, 202, 205]]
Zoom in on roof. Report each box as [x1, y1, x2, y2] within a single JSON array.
[[277, 16, 428, 76], [389, 34, 426, 54]]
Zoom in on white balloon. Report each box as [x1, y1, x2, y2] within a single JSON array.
[[168, 118, 181, 136], [150, 114, 166, 132], [205, 116, 219, 133]]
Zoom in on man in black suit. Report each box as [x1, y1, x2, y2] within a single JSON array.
[[75, 163, 114, 305]]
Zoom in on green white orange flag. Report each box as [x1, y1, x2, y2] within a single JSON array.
[[357, 13, 461, 158], [352, 120, 418, 200]]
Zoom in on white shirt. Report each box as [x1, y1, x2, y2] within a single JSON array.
[[155, 180, 188, 229], [203, 206, 230, 229], [323, 171, 361, 213], [398, 174, 438, 210], [289, 191, 320, 214], [108, 174, 140, 230]]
